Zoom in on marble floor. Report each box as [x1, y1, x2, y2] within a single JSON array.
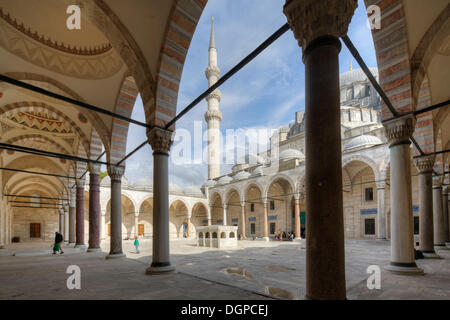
[[0, 238, 449, 300]]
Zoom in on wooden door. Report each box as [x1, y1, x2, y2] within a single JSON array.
[[30, 223, 41, 238], [138, 224, 144, 236]]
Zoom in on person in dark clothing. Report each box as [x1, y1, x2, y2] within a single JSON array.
[[53, 232, 64, 254]]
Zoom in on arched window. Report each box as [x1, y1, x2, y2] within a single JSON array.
[[229, 232, 235, 238], [220, 232, 226, 238], [212, 232, 218, 238], [205, 232, 210, 238], [199, 232, 203, 238]]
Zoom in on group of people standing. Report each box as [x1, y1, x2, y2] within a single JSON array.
[[274, 231, 295, 241]]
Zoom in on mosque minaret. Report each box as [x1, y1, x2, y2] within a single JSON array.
[[204, 17, 222, 180]]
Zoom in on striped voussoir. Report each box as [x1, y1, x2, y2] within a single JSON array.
[[89, 128, 103, 161], [413, 77, 434, 155], [151, 0, 207, 129], [109, 76, 139, 165]]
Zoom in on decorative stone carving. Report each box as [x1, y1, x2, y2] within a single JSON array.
[[88, 163, 101, 175], [147, 127, 174, 154], [205, 66, 220, 79], [76, 178, 86, 188], [433, 176, 443, 188], [383, 114, 416, 147], [283, 0, 358, 48], [376, 181, 386, 190], [205, 89, 222, 103], [107, 165, 125, 182], [414, 155, 435, 173]]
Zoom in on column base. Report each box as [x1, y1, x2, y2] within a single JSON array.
[[262, 237, 269, 242], [434, 245, 449, 250], [74, 244, 86, 250], [446, 242, 450, 248], [422, 251, 441, 259], [294, 237, 302, 241], [105, 252, 126, 259], [146, 264, 176, 275], [376, 237, 388, 241], [385, 263, 424, 275], [87, 247, 102, 252]]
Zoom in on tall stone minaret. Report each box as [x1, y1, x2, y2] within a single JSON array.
[[205, 17, 222, 180]]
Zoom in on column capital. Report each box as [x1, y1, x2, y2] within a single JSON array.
[[76, 178, 86, 188], [433, 176, 443, 188], [443, 186, 449, 194], [376, 181, 386, 190], [414, 155, 435, 173], [147, 127, 174, 154], [223, 203, 228, 210], [107, 165, 125, 182], [88, 163, 101, 175], [383, 114, 416, 147], [240, 201, 246, 207], [283, 0, 358, 49]]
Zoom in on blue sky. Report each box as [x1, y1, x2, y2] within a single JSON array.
[[121, 0, 378, 189]]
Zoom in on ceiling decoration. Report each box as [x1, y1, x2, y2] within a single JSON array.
[[0, 8, 112, 56], [0, 10, 124, 79], [8, 111, 72, 133]]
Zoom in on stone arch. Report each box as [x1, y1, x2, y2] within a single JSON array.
[[138, 196, 153, 237], [191, 201, 209, 228], [109, 75, 139, 164], [263, 173, 296, 199], [342, 154, 381, 182], [169, 198, 190, 238], [224, 187, 242, 205], [4, 133, 73, 156], [152, 0, 208, 128], [0, 102, 91, 156], [210, 192, 223, 225], [243, 181, 264, 202], [1, 72, 111, 154], [104, 193, 136, 238]]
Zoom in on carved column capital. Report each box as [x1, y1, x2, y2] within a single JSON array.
[[147, 127, 174, 155], [443, 186, 449, 194], [383, 114, 416, 147], [88, 163, 101, 175], [76, 178, 86, 188], [107, 165, 125, 182], [433, 176, 443, 188], [414, 155, 435, 173], [376, 182, 386, 190], [283, 0, 358, 49]]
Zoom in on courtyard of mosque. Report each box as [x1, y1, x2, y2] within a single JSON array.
[[1, 239, 449, 300]]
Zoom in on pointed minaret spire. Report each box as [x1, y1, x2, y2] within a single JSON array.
[[209, 16, 216, 50], [349, 59, 352, 71]]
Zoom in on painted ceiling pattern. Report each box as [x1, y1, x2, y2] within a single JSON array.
[[0, 12, 123, 79], [8, 111, 72, 133]]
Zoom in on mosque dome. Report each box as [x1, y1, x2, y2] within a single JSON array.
[[251, 166, 264, 177], [202, 179, 217, 188], [339, 67, 378, 87], [169, 183, 183, 193], [344, 135, 382, 151], [133, 178, 153, 190], [232, 171, 251, 181], [279, 148, 305, 160], [236, 153, 265, 165], [217, 175, 232, 185], [184, 186, 203, 196]]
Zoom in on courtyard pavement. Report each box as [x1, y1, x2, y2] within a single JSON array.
[[0, 238, 449, 300]]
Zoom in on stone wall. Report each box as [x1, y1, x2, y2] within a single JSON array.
[[11, 207, 58, 241]]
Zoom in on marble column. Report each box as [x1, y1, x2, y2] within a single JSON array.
[[223, 204, 228, 226], [59, 205, 64, 235], [75, 179, 85, 248], [414, 156, 439, 258], [106, 166, 125, 259], [100, 210, 106, 240], [284, 0, 357, 299], [294, 195, 301, 240], [134, 214, 139, 238], [240, 202, 246, 239], [263, 199, 269, 241], [64, 205, 69, 242], [186, 217, 191, 237], [383, 115, 423, 274], [69, 188, 76, 244], [376, 182, 387, 240], [146, 127, 175, 274], [88, 164, 101, 252], [433, 179, 446, 249], [444, 187, 450, 247]]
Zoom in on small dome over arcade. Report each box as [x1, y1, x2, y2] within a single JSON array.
[[279, 148, 305, 161], [232, 171, 251, 181], [217, 175, 233, 185], [344, 135, 382, 151], [133, 178, 153, 190]]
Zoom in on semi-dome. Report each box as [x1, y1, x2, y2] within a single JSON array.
[[251, 166, 264, 177], [184, 185, 203, 196], [217, 175, 232, 185], [279, 148, 305, 160], [232, 171, 251, 181], [169, 183, 182, 193], [133, 178, 153, 189], [340, 67, 378, 87], [344, 135, 382, 151], [202, 179, 217, 188]]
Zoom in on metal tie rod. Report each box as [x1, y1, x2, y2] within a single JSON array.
[[0, 74, 151, 129], [4, 194, 68, 201], [164, 23, 291, 129], [0, 167, 75, 180]]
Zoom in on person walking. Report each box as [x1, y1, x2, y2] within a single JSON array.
[[53, 231, 64, 254], [134, 236, 140, 254]]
